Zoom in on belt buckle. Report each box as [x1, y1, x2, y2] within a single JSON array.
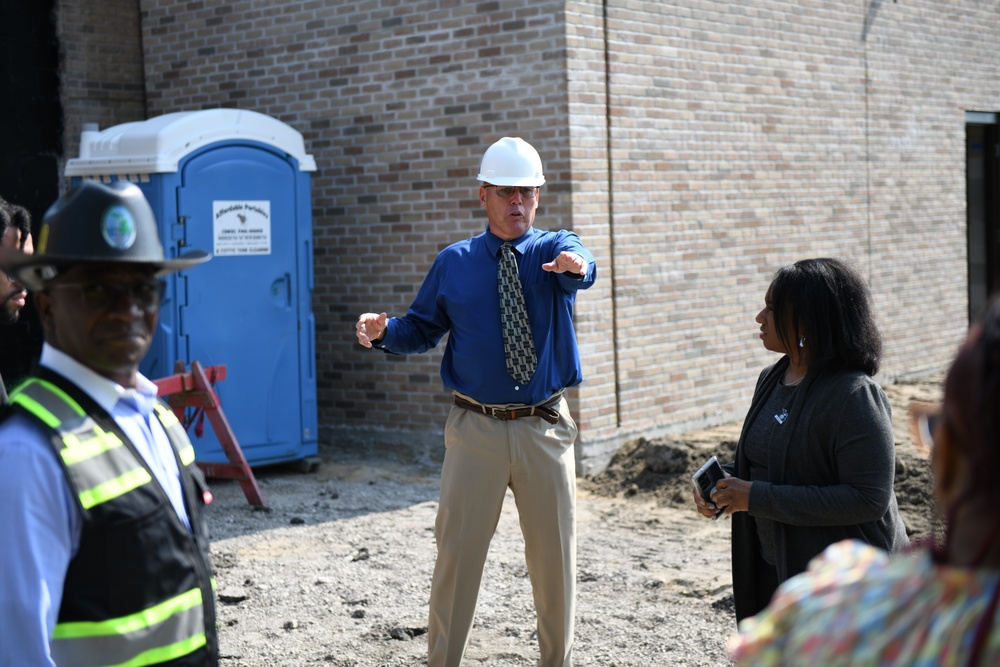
[[489, 406, 511, 421]]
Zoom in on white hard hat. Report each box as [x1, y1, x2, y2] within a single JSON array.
[[476, 137, 546, 187]]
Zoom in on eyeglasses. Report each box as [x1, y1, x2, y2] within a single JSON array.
[[48, 280, 166, 311], [487, 185, 538, 199], [909, 400, 941, 457]]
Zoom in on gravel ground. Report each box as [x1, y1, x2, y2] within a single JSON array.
[[206, 377, 942, 666]]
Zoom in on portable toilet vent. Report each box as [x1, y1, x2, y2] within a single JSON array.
[[65, 109, 318, 469]]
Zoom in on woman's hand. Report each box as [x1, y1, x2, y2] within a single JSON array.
[[692, 487, 720, 519], [712, 477, 752, 515]]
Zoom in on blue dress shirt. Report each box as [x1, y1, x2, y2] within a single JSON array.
[[377, 226, 596, 405], [0, 344, 192, 666]]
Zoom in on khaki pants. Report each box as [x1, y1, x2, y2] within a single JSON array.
[[427, 394, 578, 667]]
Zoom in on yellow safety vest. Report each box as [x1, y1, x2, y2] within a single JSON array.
[[9, 376, 218, 667]]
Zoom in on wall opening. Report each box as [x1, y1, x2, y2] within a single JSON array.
[[0, 0, 60, 389], [967, 111, 1000, 323]]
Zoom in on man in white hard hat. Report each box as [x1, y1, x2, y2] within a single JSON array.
[[356, 137, 596, 667]]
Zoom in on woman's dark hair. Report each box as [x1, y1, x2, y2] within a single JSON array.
[[935, 295, 1000, 664], [768, 258, 882, 376], [943, 297, 1000, 483], [937, 296, 1000, 539], [0, 196, 31, 250]]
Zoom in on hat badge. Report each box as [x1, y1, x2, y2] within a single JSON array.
[[101, 205, 138, 250]]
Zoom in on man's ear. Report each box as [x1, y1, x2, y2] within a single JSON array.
[[34, 291, 53, 329], [479, 186, 488, 208]]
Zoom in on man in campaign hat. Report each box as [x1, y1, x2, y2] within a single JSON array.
[[0, 180, 218, 666]]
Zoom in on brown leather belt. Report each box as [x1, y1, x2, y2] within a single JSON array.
[[453, 393, 561, 425]]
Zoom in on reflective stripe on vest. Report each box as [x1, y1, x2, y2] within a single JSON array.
[[50, 588, 207, 667], [152, 403, 196, 467], [9, 379, 152, 509], [10, 378, 210, 666]]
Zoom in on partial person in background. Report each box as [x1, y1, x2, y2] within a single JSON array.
[[0, 180, 217, 666], [0, 196, 34, 401], [728, 295, 1000, 666], [356, 137, 596, 667], [693, 257, 908, 622], [0, 196, 34, 324]]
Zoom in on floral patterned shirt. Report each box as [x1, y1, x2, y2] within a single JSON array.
[[728, 539, 1000, 666]]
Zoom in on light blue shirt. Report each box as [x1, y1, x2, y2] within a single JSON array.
[[0, 343, 192, 667]]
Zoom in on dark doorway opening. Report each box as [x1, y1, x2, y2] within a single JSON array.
[[0, 1, 60, 391], [967, 112, 1000, 324]]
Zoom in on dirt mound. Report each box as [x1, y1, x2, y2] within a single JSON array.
[[580, 376, 945, 543]]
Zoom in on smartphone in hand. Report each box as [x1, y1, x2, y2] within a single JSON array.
[[692, 456, 728, 520]]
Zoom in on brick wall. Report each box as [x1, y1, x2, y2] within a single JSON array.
[[863, 0, 985, 385], [56, 0, 999, 472], [57, 0, 147, 174], [564, 1, 617, 449], [133, 0, 578, 462], [571, 0, 992, 470]]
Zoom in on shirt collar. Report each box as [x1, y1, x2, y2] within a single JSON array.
[[39, 342, 158, 415], [485, 226, 537, 257]]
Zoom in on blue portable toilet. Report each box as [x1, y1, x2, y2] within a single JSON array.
[[64, 109, 318, 469]]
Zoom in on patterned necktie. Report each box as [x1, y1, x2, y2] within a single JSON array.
[[498, 242, 537, 384]]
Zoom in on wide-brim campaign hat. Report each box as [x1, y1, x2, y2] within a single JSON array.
[[0, 180, 210, 291]]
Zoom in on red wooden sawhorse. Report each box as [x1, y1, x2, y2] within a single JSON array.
[[153, 360, 266, 508]]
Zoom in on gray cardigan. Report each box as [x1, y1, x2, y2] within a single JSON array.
[[729, 357, 909, 621]]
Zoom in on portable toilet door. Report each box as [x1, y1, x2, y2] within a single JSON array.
[[65, 109, 318, 469], [176, 137, 316, 469]]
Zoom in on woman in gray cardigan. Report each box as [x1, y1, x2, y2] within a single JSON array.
[[695, 258, 909, 622]]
